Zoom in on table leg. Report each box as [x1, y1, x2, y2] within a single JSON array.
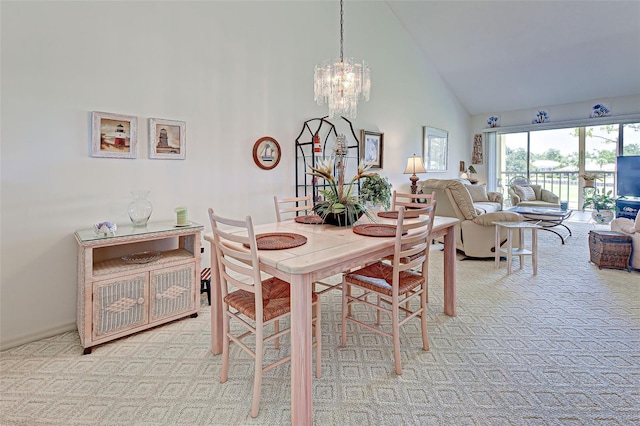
[[532, 228, 538, 276], [506, 228, 513, 275], [443, 224, 457, 316], [494, 224, 500, 269], [518, 228, 524, 270], [290, 274, 313, 425]]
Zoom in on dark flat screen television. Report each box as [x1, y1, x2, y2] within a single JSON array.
[[616, 155, 640, 197]]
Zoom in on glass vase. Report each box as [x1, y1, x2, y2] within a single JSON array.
[[128, 190, 153, 226]]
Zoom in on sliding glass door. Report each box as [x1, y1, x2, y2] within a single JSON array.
[[496, 122, 638, 209]]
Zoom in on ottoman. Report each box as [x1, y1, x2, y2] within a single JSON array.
[[588, 230, 632, 270]]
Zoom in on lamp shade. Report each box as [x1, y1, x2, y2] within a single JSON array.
[[404, 155, 427, 175]]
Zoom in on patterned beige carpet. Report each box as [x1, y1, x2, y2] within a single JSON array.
[[1, 221, 639, 425]]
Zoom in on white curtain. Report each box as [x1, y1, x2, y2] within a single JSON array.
[[485, 131, 497, 192]]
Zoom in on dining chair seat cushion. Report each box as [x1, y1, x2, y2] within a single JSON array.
[[345, 261, 424, 297], [224, 277, 318, 321]]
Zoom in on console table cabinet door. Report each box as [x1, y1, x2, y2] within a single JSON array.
[[92, 272, 149, 340], [150, 263, 196, 322]]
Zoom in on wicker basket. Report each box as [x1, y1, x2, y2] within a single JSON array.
[[588, 230, 632, 270]]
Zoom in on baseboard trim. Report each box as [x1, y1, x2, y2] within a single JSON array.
[[1, 323, 77, 352]]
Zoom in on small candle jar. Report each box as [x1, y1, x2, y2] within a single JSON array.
[[174, 206, 189, 226]]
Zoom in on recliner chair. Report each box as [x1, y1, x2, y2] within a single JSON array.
[[419, 179, 523, 258]]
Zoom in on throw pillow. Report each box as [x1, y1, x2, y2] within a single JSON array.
[[514, 185, 536, 201], [465, 183, 489, 202]]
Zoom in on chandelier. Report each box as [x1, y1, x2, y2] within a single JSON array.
[[314, 0, 371, 119]]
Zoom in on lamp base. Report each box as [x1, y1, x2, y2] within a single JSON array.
[[409, 174, 419, 194]]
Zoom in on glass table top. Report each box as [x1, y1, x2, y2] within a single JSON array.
[[75, 220, 203, 243]]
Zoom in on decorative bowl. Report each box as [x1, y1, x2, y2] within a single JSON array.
[[121, 251, 162, 264]]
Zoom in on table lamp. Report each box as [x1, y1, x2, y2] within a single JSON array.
[[403, 154, 427, 194]]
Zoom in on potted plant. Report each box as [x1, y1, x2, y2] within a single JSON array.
[[307, 157, 376, 226], [464, 165, 479, 184], [579, 172, 602, 188], [360, 174, 392, 210], [583, 188, 617, 224]]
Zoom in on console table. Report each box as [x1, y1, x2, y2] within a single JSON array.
[[75, 221, 203, 354]]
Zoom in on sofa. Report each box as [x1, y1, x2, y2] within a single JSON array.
[[610, 214, 640, 269], [509, 184, 560, 208], [419, 178, 524, 258]]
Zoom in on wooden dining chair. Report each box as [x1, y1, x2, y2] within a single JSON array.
[[341, 204, 436, 375], [208, 208, 322, 418], [385, 195, 438, 304], [391, 190, 436, 210], [273, 194, 314, 222]]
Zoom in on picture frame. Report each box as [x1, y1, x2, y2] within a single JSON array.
[[253, 136, 281, 170], [149, 118, 186, 160], [423, 126, 448, 172], [360, 130, 384, 169], [91, 111, 138, 159]]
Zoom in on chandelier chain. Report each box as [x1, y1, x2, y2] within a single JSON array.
[[340, 0, 344, 62]]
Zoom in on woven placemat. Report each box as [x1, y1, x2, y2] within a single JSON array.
[[294, 215, 324, 225], [377, 210, 421, 219], [352, 224, 404, 237], [253, 233, 307, 250]]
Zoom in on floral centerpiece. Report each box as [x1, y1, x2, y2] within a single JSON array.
[[307, 156, 376, 226], [360, 174, 392, 210]]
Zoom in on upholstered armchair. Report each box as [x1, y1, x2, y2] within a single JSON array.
[[509, 184, 560, 208], [610, 214, 640, 269], [419, 178, 523, 258]]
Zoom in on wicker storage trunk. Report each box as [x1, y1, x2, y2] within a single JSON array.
[[588, 230, 632, 270]]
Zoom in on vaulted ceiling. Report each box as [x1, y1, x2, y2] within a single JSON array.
[[386, 0, 640, 116]]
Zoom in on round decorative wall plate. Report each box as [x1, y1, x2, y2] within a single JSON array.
[[252, 136, 281, 170]]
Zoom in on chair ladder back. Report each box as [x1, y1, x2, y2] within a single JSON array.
[[208, 208, 263, 299], [274, 195, 314, 222], [391, 190, 436, 210], [394, 207, 429, 270]]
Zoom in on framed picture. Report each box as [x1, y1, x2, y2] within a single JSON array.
[[253, 136, 281, 170], [91, 111, 138, 159], [360, 130, 384, 169], [149, 118, 186, 160], [423, 126, 448, 172]]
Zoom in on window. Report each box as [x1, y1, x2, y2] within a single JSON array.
[[495, 121, 639, 209]]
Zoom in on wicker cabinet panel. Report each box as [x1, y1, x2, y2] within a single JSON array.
[[93, 273, 149, 340], [150, 264, 195, 322]]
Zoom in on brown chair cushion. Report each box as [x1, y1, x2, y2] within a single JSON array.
[[344, 261, 424, 297], [225, 277, 318, 322]]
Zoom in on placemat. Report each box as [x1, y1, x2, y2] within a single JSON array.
[[250, 233, 308, 250], [352, 224, 404, 237], [377, 210, 421, 219], [294, 215, 325, 225]]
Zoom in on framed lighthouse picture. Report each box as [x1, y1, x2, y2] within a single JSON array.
[[149, 118, 186, 160], [91, 111, 138, 159]]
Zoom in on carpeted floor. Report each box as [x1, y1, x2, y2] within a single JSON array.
[[1, 221, 638, 425]]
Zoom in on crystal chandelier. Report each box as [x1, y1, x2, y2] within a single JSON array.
[[314, 0, 371, 119]]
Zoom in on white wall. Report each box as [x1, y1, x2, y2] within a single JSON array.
[[0, 1, 470, 348]]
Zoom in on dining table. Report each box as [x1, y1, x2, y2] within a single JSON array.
[[204, 213, 459, 424]]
